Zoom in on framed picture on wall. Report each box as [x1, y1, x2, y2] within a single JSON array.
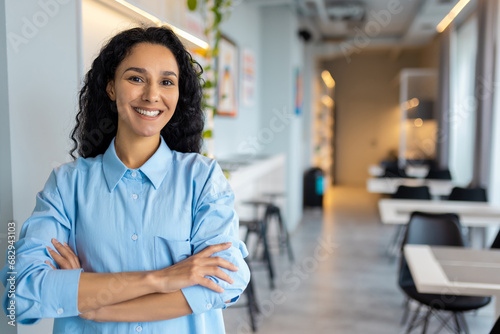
[[216, 35, 239, 117]]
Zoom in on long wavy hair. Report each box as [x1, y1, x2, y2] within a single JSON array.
[[70, 26, 204, 159]]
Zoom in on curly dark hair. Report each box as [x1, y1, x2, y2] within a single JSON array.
[[70, 26, 204, 159]]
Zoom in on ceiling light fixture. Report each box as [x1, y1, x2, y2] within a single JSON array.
[[112, 0, 209, 50], [436, 0, 471, 33]]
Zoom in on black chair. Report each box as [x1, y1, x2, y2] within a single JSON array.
[[448, 187, 488, 202], [387, 186, 431, 256], [425, 168, 452, 180], [382, 166, 408, 178], [399, 212, 491, 333], [490, 229, 500, 249], [490, 316, 500, 334], [448, 187, 488, 246], [393, 186, 431, 200], [381, 160, 398, 170]]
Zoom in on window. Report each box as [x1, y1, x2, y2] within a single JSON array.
[[449, 14, 478, 186]]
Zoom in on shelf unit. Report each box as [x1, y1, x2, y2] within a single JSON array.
[[312, 69, 335, 185]]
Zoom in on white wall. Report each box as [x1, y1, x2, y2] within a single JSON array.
[[82, 0, 139, 73], [260, 5, 304, 230], [302, 44, 315, 172], [213, 2, 261, 159], [4, 0, 82, 332], [0, 0, 16, 332]]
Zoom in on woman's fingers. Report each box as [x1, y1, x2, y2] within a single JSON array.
[[197, 277, 225, 293], [46, 246, 68, 269], [201, 256, 239, 272], [45, 260, 57, 270], [47, 239, 81, 270], [209, 267, 234, 284], [196, 243, 232, 257]]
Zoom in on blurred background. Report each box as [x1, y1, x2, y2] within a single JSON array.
[[1, 0, 499, 333]]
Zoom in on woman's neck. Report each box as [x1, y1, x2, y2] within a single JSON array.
[[114, 132, 161, 169]]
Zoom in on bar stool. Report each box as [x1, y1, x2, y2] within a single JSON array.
[[243, 192, 295, 263], [244, 259, 260, 332], [239, 218, 275, 289], [231, 258, 260, 332]]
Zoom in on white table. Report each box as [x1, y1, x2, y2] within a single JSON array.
[[368, 165, 429, 178], [378, 199, 500, 228], [220, 154, 286, 222], [367, 178, 455, 197], [404, 244, 500, 318]]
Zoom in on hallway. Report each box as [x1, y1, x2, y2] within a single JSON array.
[[224, 187, 494, 334]]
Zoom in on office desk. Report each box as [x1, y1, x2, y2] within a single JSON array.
[[404, 245, 500, 318], [367, 178, 455, 197], [378, 199, 500, 228]]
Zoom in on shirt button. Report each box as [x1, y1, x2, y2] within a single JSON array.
[[131, 171, 137, 177], [131, 234, 138, 241], [135, 325, 143, 332], [132, 194, 138, 200], [57, 308, 64, 314], [206, 303, 212, 310]]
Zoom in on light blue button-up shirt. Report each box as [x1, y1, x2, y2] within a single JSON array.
[[1, 137, 250, 333]]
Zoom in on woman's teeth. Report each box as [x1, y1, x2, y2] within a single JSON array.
[[134, 108, 161, 117]]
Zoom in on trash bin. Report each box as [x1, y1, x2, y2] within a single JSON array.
[[303, 167, 324, 208]]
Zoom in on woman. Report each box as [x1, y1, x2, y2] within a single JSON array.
[[1, 26, 250, 333]]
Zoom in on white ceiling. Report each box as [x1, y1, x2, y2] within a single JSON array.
[[248, 0, 477, 48]]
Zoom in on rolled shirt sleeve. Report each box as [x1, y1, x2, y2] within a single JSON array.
[[181, 163, 251, 314], [0, 170, 83, 324]]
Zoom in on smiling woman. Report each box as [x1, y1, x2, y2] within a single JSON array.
[[0, 26, 250, 334], [106, 43, 181, 168]]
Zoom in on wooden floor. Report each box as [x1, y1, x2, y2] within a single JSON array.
[[223, 186, 495, 334]]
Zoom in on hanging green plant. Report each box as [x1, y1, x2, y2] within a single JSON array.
[[187, 0, 234, 117]]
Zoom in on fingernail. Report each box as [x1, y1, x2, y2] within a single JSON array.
[[63, 242, 68, 246], [52, 238, 58, 244]]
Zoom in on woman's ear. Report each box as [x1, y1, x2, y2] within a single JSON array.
[[106, 81, 116, 101]]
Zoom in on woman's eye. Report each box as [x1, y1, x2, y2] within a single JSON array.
[[162, 80, 173, 86], [128, 76, 143, 83]]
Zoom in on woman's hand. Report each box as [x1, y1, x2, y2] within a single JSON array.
[[153, 242, 239, 294], [46, 238, 81, 270]]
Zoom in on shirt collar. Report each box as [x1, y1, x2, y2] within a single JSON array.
[[102, 137, 173, 192]]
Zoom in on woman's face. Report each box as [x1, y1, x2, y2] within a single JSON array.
[[106, 42, 180, 140]]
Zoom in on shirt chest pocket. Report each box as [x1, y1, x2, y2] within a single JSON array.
[[153, 236, 192, 270]]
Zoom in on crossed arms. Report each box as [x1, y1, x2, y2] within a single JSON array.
[[46, 239, 239, 322]]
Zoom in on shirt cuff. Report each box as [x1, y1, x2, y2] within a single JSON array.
[[41, 268, 83, 317], [181, 285, 224, 315]]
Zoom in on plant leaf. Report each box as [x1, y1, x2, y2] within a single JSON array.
[[187, 0, 197, 11], [203, 129, 213, 138]]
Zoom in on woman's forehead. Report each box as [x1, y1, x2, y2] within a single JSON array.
[[118, 43, 179, 74]]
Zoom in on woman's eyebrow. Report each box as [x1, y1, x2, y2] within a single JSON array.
[[123, 67, 178, 77]]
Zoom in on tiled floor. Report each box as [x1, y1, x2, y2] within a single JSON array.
[[223, 186, 495, 334]]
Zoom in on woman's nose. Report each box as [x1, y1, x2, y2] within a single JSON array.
[[143, 83, 159, 102]]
